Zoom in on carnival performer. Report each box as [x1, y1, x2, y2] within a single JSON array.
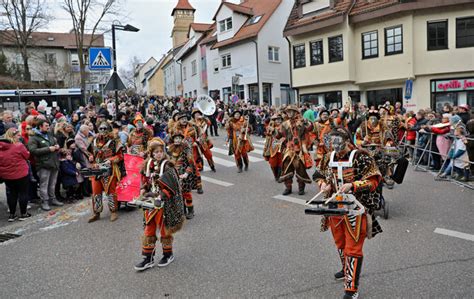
[[313, 127, 382, 299], [191, 109, 216, 172], [134, 138, 185, 271], [168, 131, 196, 219], [127, 113, 153, 156], [355, 110, 395, 188], [277, 105, 312, 196], [226, 110, 254, 173], [173, 112, 203, 194], [379, 105, 400, 145], [313, 109, 332, 168], [263, 114, 283, 181], [88, 121, 125, 223]]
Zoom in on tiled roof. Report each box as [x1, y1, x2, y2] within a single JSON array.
[[172, 0, 196, 16], [200, 24, 217, 45], [190, 23, 213, 33], [213, 2, 255, 20], [349, 0, 399, 16], [284, 0, 402, 36], [211, 0, 282, 49], [0, 30, 104, 49]]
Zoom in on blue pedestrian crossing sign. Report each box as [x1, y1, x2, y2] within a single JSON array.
[[89, 47, 112, 70]]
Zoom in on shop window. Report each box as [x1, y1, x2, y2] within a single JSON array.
[[310, 40, 324, 65], [427, 20, 448, 51], [293, 44, 306, 68], [280, 84, 293, 105], [328, 35, 343, 63], [300, 93, 320, 105], [456, 17, 474, 48], [433, 93, 458, 113], [467, 92, 474, 111], [385, 25, 403, 55], [367, 88, 402, 108], [222, 87, 232, 103], [348, 91, 361, 103], [362, 31, 378, 59], [325, 91, 342, 109]]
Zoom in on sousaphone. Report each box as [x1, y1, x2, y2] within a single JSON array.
[[196, 95, 216, 116]]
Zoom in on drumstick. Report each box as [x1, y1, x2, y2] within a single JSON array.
[[305, 190, 325, 206]]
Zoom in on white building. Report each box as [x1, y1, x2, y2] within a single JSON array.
[[163, 45, 185, 97], [134, 57, 158, 95]]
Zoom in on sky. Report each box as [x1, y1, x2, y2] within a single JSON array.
[[45, 0, 221, 69]]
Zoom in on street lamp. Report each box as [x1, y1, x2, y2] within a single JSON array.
[[111, 23, 140, 116]]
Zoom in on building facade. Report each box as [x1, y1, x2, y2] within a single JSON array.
[[134, 57, 158, 96], [0, 31, 106, 90], [284, 0, 474, 112]]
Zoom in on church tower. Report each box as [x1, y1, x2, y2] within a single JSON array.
[[171, 0, 195, 48]]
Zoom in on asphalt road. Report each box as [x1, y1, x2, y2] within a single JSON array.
[[0, 132, 473, 298]]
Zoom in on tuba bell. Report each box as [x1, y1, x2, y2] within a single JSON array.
[[196, 95, 216, 116]]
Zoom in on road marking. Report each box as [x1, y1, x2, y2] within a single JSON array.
[[212, 156, 236, 167], [212, 147, 264, 162], [273, 195, 306, 206], [251, 148, 263, 155], [434, 228, 474, 242], [255, 140, 266, 144], [253, 143, 264, 149], [201, 176, 234, 187]]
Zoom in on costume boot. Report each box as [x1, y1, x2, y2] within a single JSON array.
[[343, 256, 363, 299], [186, 206, 194, 219], [88, 213, 100, 223], [110, 212, 118, 222], [243, 156, 249, 171], [282, 180, 292, 196], [237, 158, 243, 173], [334, 249, 344, 281], [298, 182, 306, 196], [210, 160, 216, 172], [134, 254, 155, 271]]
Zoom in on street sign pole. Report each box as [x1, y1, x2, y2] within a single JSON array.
[[112, 25, 119, 117]]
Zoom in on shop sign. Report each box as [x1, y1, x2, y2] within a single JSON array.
[[404, 79, 413, 100], [433, 78, 474, 92], [14, 90, 51, 96]]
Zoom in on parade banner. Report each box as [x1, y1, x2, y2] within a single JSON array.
[[117, 154, 144, 202]]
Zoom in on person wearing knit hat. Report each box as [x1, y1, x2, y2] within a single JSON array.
[[127, 113, 153, 156], [134, 137, 185, 270]]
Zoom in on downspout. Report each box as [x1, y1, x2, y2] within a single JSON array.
[[176, 60, 184, 97], [250, 39, 260, 105], [285, 36, 298, 106]]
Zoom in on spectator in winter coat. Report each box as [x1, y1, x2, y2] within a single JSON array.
[[0, 128, 31, 221], [457, 104, 471, 125], [439, 126, 470, 181], [58, 149, 80, 200]]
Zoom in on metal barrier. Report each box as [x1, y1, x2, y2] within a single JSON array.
[[398, 130, 474, 190]]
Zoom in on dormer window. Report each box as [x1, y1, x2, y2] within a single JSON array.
[[219, 18, 233, 32], [47, 37, 55, 41], [302, 0, 330, 15], [247, 15, 262, 25]]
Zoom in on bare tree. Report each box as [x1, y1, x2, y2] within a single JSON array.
[[0, 0, 50, 81], [119, 55, 139, 89], [61, 0, 121, 99]]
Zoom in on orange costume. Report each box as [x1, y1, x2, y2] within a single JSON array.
[[226, 111, 254, 172], [263, 114, 283, 181], [191, 110, 216, 172]]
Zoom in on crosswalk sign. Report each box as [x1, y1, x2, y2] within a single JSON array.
[[89, 47, 113, 70]]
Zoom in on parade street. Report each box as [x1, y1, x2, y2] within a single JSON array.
[[0, 133, 472, 298]]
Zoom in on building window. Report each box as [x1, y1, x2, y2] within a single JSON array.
[[45, 53, 57, 65], [268, 46, 280, 62], [310, 40, 323, 65], [362, 31, 378, 59], [219, 17, 232, 32], [191, 60, 197, 76], [328, 35, 343, 63], [183, 66, 187, 80], [293, 44, 306, 68], [456, 17, 474, 48], [385, 25, 403, 55], [428, 20, 448, 50], [221, 54, 231, 68], [247, 15, 262, 25], [213, 58, 219, 73]]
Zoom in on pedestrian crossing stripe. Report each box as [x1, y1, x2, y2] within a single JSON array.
[[253, 143, 264, 149], [201, 176, 234, 187], [211, 147, 264, 162], [255, 140, 265, 144], [272, 195, 306, 206], [211, 156, 236, 167], [92, 51, 110, 66]]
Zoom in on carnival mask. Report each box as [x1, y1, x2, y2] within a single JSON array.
[[329, 135, 346, 153], [179, 117, 188, 125], [136, 121, 144, 130], [173, 136, 183, 145], [152, 149, 164, 161], [320, 113, 329, 122], [369, 116, 379, 127], [98, 125, 109, 134], [234, 113, 241, 120], [287, 110, 295, 119]]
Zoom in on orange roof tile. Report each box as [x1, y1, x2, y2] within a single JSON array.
[[190, 23, 213, 33], [0, 30, 104, 49], [172, 0, 195, 16]]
